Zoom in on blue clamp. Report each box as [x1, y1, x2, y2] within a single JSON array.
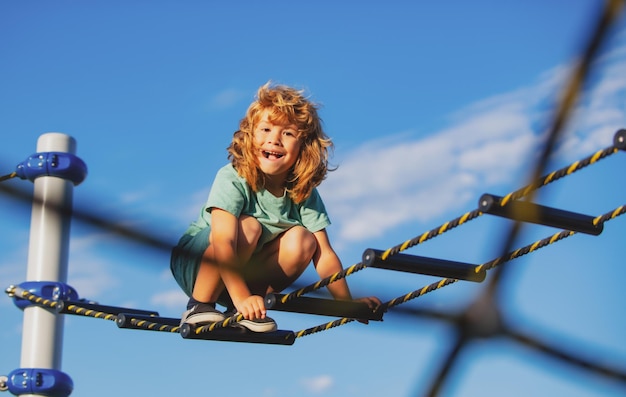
[[12, 281, 79, 310], [7, 368, 73, 397], [15, 152, 87, 186]]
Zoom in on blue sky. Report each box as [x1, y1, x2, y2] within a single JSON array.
[[1, 1, 626, 396]]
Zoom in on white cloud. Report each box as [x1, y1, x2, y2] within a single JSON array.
[[180, 187, 210, 223], [150, 288, 188, 310], [68, 257, 119, 300], [209, 88, 248, 110], [0, 228, 120, 303], [65, 232, 122, 299], [321, 100, 539, 243], [321, 37, 626, 247], [300, 375, 334, 394], [0, 258, 27, 308], [0, 235, 28, 288]]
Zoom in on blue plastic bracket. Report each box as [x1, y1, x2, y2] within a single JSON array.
[[7, 368, 73, 397], [15, 152, 87, 186], [12, 281, 79, 310]]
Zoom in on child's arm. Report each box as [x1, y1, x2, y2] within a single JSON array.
[[211, 208, 267, 320], [312, 229, 380, 308], [312, 229, 353, 300]]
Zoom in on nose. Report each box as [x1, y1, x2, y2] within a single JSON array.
[[266, 128, 282, 145]]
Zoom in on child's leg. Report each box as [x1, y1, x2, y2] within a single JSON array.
[[247, 225, 317, 295], [191, 215, 262, 303]]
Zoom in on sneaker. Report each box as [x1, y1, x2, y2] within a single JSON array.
[[180, 303, 226, 326], [224, 309, 277, 333]]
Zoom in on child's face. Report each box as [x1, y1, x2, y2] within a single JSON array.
[[254, 108, 301, 181]]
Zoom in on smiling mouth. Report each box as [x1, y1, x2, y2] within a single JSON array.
[[262, 150, 284, 159]]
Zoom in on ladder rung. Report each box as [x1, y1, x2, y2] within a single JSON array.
[[180, 323, 295, 345], [479, 194, 603, 235], [56, 300, 159, 317], [362, 249, 486, 282], [116, 313, 180, 330], [265, 293, 384, 321]]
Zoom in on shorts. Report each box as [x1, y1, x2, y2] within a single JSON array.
[[170, 226, 211, 298]]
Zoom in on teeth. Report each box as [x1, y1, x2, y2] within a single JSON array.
[[263, 150, 284, 159]]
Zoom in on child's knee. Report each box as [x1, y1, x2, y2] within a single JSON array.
[[288, 226, 317, 263], [239, 215, 262, 245], [302, 229, 317, 259]]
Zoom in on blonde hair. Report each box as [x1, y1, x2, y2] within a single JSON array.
[[228, 82, 333, 203]]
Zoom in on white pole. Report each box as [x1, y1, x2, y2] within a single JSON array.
[[19, 133, 76, 396]]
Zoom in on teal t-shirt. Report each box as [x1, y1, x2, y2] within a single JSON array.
[[185, 164, 330, 251]]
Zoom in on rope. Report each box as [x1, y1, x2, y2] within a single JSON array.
[[281, 142, 621, 304], [5, 285, 59, 310], [294, 203, 626, 338], [279, 262, 369, 303], [121, 316, 180, 333], [4, 286, 178, 332], [0, 172, 17, 183], [296, 317, 355, 338], [499, 146, 618, 206], [61, 303, 117, 322], [194, 313, 245, 334], [384, 144, 618, 258]]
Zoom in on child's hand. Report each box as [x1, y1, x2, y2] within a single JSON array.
[[357, 296, 382, 309], [235, 295, 267, 320], [355, 296, 382, 324]]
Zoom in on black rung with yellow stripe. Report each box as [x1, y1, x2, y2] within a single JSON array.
[[264, 293, 384, 321], [362, 249, 486, 282], [614, 129, 626, 150], [479, 194, 603, 236], [55, 300, 158, 317], [116, 313, 180, 331], [179, 323, 295, 345]]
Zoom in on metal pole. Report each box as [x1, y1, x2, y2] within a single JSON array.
[[19, 133, 76, 396]]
